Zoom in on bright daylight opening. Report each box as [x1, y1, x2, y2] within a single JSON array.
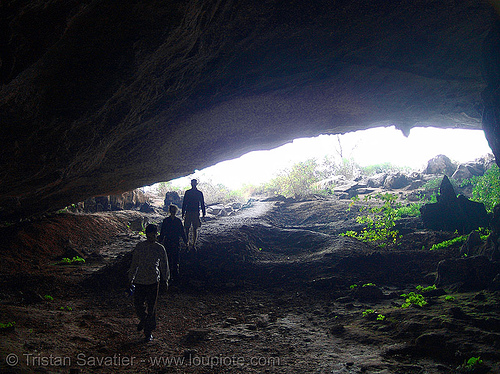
[[152, 126, 492, 191]]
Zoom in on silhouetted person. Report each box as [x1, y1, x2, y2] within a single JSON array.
[[128, 224, 169, 342], [159, 204, 187, 283], [182, 179, 206, 249]]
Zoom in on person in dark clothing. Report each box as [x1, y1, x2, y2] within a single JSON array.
[[128, 224, 169, 342], [159, 204, 187, 282], [182, 179, 206, 249]]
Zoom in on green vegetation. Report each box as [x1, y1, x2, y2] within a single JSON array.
[[429, 236, 467, 251], [264, 159, 324, 198], [422, 176, 460, 194], [60, 306, 73, 311], [458, 356, 484, 373], [394, 202, 422, 218], [464, 164, 500, 213], [341, 193, 401, 247], [400, 292, 427, 308], [349, 284, 358, 289], [479, 228, 491, 241], [428, 228, 490, 251], [445, 295, 455, 302], [360, 162, 410, 176], [362, 309, 386, 322], [0, 321, 15, 329], [362, 309, 375, 317], [44, 295, 54, 301], [362, 283, 376, 287], [56, 256, 86, 265], [416, 284, 437, 293]]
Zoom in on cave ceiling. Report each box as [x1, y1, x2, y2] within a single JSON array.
[[1, 0, 499, 220]]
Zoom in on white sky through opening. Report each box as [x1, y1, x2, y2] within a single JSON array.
[[164, 126, 492, 190]]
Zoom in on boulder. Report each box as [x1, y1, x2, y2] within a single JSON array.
[[163, 191, 182, 211], [128, 217, 149, 232], [352, 284, 385, 301], [139, 202, 155, 213], [314, 175, 348, 191], [366, 173, 387, 188], [423, 155, 457, 176], [383, 173, 411, 190], [451, 161, 485, 182], [435, 255, 499, 291]]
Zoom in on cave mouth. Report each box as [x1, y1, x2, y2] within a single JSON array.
[[151, 126, 493, 192]]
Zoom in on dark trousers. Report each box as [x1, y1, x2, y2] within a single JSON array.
[[134, 283, 158, 334], [165, 245, 180, 281]]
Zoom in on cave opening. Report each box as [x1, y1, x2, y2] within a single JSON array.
[[146, 126, 492, 200]]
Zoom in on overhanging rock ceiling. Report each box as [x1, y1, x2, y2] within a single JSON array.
[[1, 0, 499, 220]]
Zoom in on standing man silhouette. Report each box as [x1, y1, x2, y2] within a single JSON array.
[[159, 204, 187, 283], [182, 179, 206, 250]]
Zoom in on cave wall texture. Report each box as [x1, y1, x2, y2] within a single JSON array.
[[1, 0, 500, 221]]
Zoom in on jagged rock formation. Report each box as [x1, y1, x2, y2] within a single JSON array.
[[1, 0, 499, 221], [420, 175, 490, 234]]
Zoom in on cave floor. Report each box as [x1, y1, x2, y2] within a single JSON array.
[[1, 197, 499, 373]]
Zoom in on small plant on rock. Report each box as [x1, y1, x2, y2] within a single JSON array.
[[457, 356, 485, 373], [56, 256, 86, 265], [362, 309, 376, 318], [429, 236, 467, 251], [400, 292, 427, 308], [0, 321, 16, 330], [416, 284, 437, 293]]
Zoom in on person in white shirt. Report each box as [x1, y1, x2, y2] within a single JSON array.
[[128, 224, 169, 342]]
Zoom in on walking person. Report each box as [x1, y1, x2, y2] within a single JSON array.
[[182, 179, 206, 250], [128, 224, 169, 342], [159, 204, 187, 284]]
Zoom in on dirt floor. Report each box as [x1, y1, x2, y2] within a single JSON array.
[[0, 196, 499, 373]]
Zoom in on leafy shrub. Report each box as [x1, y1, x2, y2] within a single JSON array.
[[341, 193, 401, 247], [360, 162, 411, 176], [322, 156, 361, 180], [400, 292, 427, 308], [422, 176, 460, 194], [394, 202, 422, 218], [466, 164, 500, 213], [265, 159, 324, 197]]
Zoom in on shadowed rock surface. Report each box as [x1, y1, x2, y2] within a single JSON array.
[[1, 1, 500, 220]]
